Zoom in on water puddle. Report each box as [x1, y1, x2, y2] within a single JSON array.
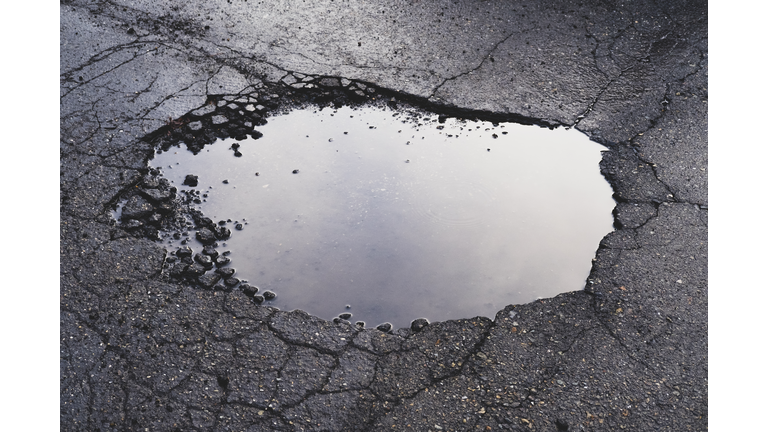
[[152, 105, 614, 329]]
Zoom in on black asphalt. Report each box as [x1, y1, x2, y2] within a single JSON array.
[[60, 0, 707, 430]]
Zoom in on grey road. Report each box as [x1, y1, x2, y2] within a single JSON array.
[[60, 0, 707, 430]]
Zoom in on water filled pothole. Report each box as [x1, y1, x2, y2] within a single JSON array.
[[151, 105, 614, 329]]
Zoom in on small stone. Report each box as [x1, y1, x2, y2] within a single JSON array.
[[251, 295, 264, 303], [216, 267, 235, 278], [281, 75, 298, 85], [410, 318, 430, 332], [376, 322, 392, 332], [176, 246, 194, 257], [263, 290, 276, 300], [139, 188, 173, 203], [215, 255, 231, 267], [339, 313, 352, 320], [215, 226, 231, 240], [222, 179, 229, 184], [235, 223, 243, 230], [121, 195, 154, 219], [224, 277, 240, 287], [211, 115, 228, 125], [183, 175, 199, 187], [202, 245, 218, 257], [168, 263, 188, 278], [196, 228, 216, 245], [240, 284, 259, 296], [319, 77, 341, 87], [355, 321, 365, 328], [184, 263, 206, 277], [198, 273, 221, 289], [194, 253, 214, 269], [292, 169, 299, 174]]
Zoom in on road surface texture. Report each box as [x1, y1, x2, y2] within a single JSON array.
[[60, 0, 707, 430]]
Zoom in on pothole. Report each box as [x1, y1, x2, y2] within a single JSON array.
[[140, 102, 615, 329]]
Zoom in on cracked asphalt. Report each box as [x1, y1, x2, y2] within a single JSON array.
[[59, 0, 707, 430]]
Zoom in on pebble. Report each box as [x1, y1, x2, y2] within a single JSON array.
[[121, 196, 154, 220], [194, 253, 214, 268], [183, 174, 199, 187], [216, 267, 236, 278], [215, 226, 231, 240], [410, 318, 430, 332], [198, 273, 221, 289], [176, 246, 194, 257], [184, 263, 206, 277], [211, 114, 228, 125], [139, 188, 173, 203], [240, 284, 259, 296], [263, 290, 276, 300], [196, 228, 216, 245], [376, 322, 392, 332]]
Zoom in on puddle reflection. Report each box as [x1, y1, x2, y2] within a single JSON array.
[[153, 105, 614, 328]]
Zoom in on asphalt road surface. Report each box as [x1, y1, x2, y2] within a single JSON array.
[[60, 0, 707, 430]]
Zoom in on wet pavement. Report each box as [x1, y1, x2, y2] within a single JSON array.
[[60, 0, 707, 430]]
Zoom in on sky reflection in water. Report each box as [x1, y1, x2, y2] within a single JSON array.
[[153, 105, 614, 329]]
